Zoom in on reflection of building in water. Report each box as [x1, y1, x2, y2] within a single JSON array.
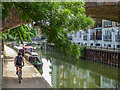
[[89, 72, 118, 88], [50, 58, 119, 88], [51, 60, 57, 88], [101, 76, 118, 88]]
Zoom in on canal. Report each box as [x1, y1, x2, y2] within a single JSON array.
[[35, 49, 120, 88]]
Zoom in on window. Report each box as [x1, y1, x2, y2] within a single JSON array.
[[105, 30, 112, 35], [79, 32, 82, 38], [78, 42, 80, 45], [69, 33, 72, 40], [75, 32, 77, 38], [107, 44, 111, 47], [91, 43, 93, 46], [117, 45, 120, 48], [117, 22, 120, 26], [105, 20, 112, 27], [25, 48, 32, 52], [96, 43, 100, 46], [117, 30, 120, 35]]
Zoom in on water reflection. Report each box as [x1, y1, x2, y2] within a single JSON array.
[[36, 50, 119, 88]]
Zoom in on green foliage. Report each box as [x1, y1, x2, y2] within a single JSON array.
[[2, 2, 94, 58], [79, 45, 86, 58], [2, 2, 14, 21], [39, 68, 43, 75], [2, 25, 37, 43], [30, 28, 38, 37]]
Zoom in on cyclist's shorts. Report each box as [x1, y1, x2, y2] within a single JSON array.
[[16, 64, 22, 68]]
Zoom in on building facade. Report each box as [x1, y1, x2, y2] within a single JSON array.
[[68, 19, 120, 49]]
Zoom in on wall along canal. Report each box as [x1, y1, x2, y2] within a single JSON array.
[[35, 49, 120, 88]]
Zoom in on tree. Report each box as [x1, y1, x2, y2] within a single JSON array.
[[2, 25, 37, 43], [2, 2, 94, 58]]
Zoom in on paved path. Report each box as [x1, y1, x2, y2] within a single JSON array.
[[3, 45, 51, 88]]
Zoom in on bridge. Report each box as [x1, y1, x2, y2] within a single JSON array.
[[1, 1, 120, 32], [85, 2, 120, 22]]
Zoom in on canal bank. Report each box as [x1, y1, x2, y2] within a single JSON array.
[[3, 45, 51, 88], [46, 44, 120, 67], [86, 47, 120, 67], [36, 49, 120, 88]]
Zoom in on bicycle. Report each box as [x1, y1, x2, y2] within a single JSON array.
[[17, 65, 24, 84]]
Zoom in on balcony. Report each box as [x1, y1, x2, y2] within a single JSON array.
[[103, 35, 112, 41], [90, 35, 102, 40], [83, 35, 88, 40], [115, 35, 120, 42]]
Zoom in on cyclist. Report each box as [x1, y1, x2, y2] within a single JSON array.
[[14, 52, 24, 79]]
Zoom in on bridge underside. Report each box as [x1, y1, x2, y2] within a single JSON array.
[[1, 2, 120, 32], [86, 5, 120, 22]]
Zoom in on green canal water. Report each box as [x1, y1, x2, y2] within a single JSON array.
[[35, 49, 120, 88]]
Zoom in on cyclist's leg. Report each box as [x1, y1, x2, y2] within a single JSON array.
[[20, 68, 22, 77], [16, 66, 18, 71], [16, 66, 18, 74]]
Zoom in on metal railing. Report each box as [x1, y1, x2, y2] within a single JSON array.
[[115, 35, 120, 42], [87, 46, 120, 51], [103, 35, 112, 41]]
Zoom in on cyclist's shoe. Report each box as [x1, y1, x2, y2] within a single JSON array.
[[21, 77, 22, 79], [16, 71, 18, 75]]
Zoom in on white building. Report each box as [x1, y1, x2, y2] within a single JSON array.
[[68, 19, 120, 49]]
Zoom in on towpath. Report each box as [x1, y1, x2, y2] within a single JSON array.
[[3, 45, 51, 88]]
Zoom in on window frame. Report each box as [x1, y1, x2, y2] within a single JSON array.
[[105, 20, 112, 27], [117, 22, 120, 26], [79, 31, 82, 38]]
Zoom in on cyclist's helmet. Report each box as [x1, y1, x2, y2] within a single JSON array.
[[18, 52, 21, 56]]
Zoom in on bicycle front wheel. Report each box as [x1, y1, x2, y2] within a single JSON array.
[[18, 76, 21, 84]]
